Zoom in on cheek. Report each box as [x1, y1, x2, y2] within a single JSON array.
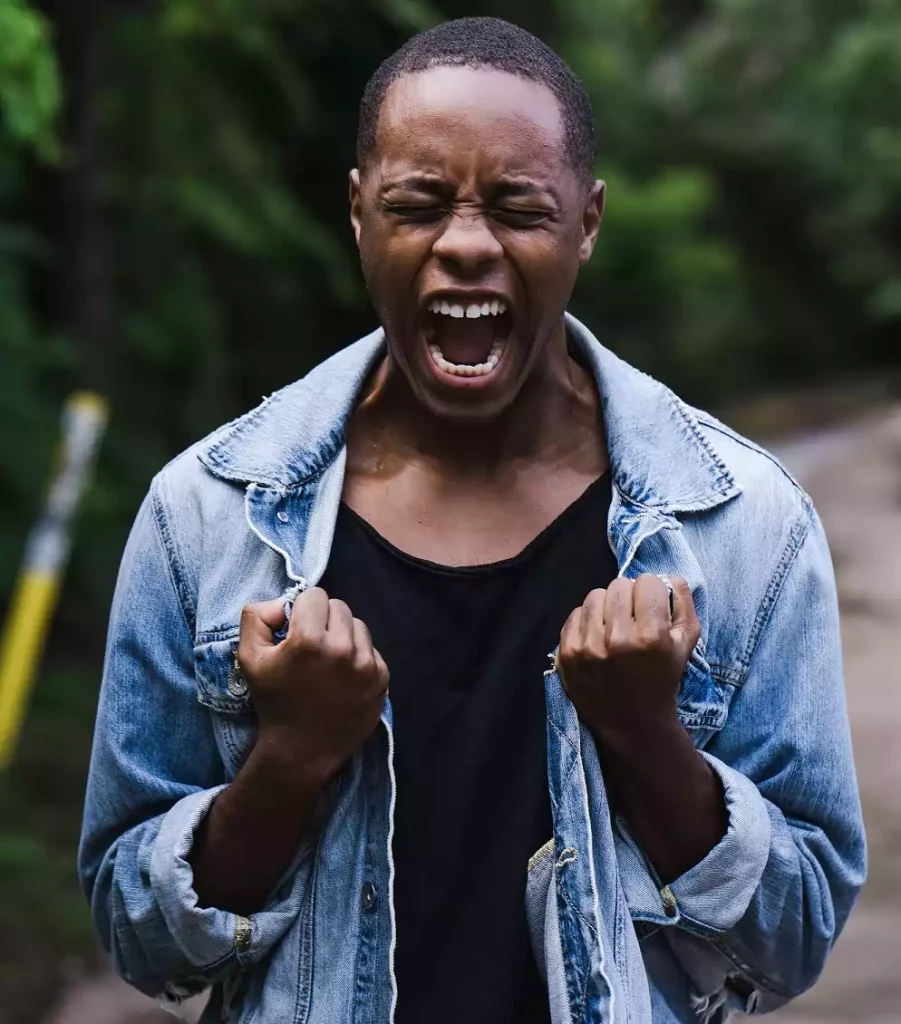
[[505, 232, 580, 301], [362, 226, 434, 304]]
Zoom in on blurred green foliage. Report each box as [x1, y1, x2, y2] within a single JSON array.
[[0, 0, 899, 1016]]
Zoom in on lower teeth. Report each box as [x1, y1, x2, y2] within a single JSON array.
[[429, 343, 503, 377]]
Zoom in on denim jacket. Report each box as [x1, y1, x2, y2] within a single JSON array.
[[79, 314, 865, 1024]]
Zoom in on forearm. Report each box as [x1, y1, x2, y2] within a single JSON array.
[[191, 737, 331, 916], [594, 713, 727, 884]]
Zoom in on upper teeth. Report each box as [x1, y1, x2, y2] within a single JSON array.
[[429, 299, 507, 318]]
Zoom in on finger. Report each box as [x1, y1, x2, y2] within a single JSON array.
[[580, 588, 608, 654], [633, 574, 670, 638], [326, 598, 355, 646], [670, 578, 701, 654], [373, 648, 390, 690], [239, 599, 286, 651], [560, 604, 582, 646], [352, 618, 375, 671], [603, 577, 635, 647], [287, 586, 330, 643]]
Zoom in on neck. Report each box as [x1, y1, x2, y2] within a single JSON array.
[[348, 320, 605, 481]]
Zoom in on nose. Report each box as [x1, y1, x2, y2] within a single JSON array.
[[431, 209, 503, 276]]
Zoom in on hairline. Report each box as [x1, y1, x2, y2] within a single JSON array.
[[358, 63, 591, 188]]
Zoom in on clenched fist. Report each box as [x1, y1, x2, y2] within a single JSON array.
[[557, 574, 701, 745], [237, 587, 389, 780]]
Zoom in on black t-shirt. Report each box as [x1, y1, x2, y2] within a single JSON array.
[[318, 473, 617, 1024]]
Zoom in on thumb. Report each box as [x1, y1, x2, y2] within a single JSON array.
[[669, 577, 701, 659], [239, 598, 287, 654]]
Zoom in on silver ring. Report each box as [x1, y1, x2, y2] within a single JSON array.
[[657, 574, 675, 616]]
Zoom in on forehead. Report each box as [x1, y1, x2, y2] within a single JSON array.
[[374, 65, 568, 182]]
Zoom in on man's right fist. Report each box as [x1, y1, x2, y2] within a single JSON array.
[[236, 587, 389, 780]]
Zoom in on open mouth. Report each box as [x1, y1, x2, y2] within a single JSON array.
[[424, 298, 513, 379]]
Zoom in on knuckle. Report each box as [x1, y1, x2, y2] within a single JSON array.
[[559, 642, 593, 667], [637, 625, 668, 649], [286, 626, 317, 650], [325, 635, 354, 662], [353, 648, 376, 674], [606, 631, 633, 656]]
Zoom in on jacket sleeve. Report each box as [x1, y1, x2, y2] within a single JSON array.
[[77, 479, 311, 1001], [620, 503, 866, 1016]]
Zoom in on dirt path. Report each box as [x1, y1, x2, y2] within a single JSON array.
[[43, 409, 901, 1024], [763, 408, 901, 1024]]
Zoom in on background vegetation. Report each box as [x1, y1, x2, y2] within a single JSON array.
[[1, 0, 899, 1017]]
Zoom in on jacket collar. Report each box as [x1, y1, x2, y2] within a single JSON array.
[[198, 315, 740, 514]]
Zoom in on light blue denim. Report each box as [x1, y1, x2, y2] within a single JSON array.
[[79, 314, 865, 1024]]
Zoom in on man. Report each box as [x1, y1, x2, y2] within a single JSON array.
[[79, 17, 865, 1024]]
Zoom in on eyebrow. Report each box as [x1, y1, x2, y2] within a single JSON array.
[[379, 175, 560, 204], [493, 180, 560, 203], [379, 175, 446, 196]]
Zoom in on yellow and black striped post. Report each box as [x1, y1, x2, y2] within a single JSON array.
[[0, 392, 108, 768]]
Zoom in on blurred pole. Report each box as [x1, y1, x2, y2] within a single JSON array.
[[0, 392, 108, 769]]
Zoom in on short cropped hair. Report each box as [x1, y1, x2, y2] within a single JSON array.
[[357, 17, 596, 184]]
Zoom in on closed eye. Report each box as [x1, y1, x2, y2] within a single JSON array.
[[493, 207, 552, 227], [383, 202, 447, 223]]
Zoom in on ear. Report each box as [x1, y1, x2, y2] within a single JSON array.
[[349, 168, 363, 246], [578, 180, 605, 265]]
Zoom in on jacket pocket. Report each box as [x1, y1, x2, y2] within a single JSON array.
[[676, 650, 735, 743], [194, 631, 258, 778]]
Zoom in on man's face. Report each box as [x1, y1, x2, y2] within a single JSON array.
[[350, 65, 604, 421]]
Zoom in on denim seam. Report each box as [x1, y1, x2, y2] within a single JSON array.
[[204, 394, 285, 479], [558, 887, 595, 1013], [547, 712, 581, 756], [738, 505, 812, 678], [195, 626, 241, 645], [694, 412, 808, 497], [293, 836, 321, 1024], [204, 403, 346, 490], [674, 912, 792, 998], [150, 481, 196, 637], [707, 937, 793, 999], [610, 369, 736, 499]]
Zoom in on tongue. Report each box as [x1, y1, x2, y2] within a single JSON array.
[[433, 317, 496, 365]]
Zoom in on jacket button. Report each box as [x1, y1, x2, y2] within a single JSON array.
[[661, 885, 678, 919], [361, 881, 378, 911]]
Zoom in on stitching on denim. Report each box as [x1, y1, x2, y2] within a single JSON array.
[[197, 692, 252, 714], [528, 839, 555, 873], [556, 848, 578, 869], [547, 715, 580, 756], [293, 836, 321, 1024], [675, 910, 792, 998], [150, 481, 196, 636], [195, 625, 241, 645], [204, 400, 347, 490], [707, 663, 744, 685], [738, 504, 812, 677], [559, 886, 600, 942], [204, 393, 283, 473], [606, 361, 736, 498], [707, 937, 792, 999], [694, 411, 809, 497]]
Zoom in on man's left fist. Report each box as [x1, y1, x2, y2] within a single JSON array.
[[556, 574, 701, 744]]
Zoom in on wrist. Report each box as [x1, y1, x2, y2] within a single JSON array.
[[587, 703, 686, 762], [252, 729, 341, 792]]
